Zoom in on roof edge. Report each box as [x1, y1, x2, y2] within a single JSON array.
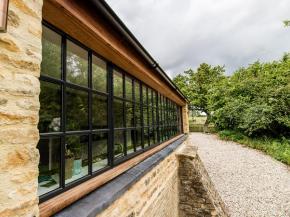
[[91, 0, 188, 102]]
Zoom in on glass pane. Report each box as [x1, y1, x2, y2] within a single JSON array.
[[114, 130, 124, 158], [134, 128, 142, 151], [125, 102, 134, 127], [92, 133, 108, 172], [113, 99, 124, 128], [66, 88, 88, 131], [127, 130, 134, 154], [148, 106, 152, 127], [65, 135, 88, 184], [125, 76, 132, 100], [39, 81, 61, 133], [142, 86, 147, 104], [113, 70, 123, 97], [149, 128, 154, 145], [92, 55, 107, 92], [143, 106, 148, 126], [92, 94, 108, 129], [135, 105, 141, 127], [148, 89, 152, 106], [38, 138, 60, 196], [41, 26, 61, 79], [66, 40, 88, 86], [143, 127, 149, 147], [134, 81, 140, 103]]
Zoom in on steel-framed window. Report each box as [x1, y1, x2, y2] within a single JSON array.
[[38, 22, 183, 202]]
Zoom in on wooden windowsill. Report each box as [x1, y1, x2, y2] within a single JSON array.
[[39, 134, 184, 217]]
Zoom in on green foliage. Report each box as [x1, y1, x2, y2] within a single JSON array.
[[283, 20, 290, 27], [211, 57, 290, 137], [218, 130, 290, 165], [173, 63, 225, 117]]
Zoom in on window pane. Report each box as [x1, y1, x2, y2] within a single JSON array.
[[142, 86, 147, 104], [127, 130, 134, 154], [135, 105, 141, 127], [114, 130, 125, 158], [65, 135, 88, 184], [143, 106, 148, 126], [41, 26, 61, 79], [113, 99, 123, 128], [125, 76, 132, 100], [148, 89, 152, 106], [149, 127, 154, 145], [92, 55, 107, 92], [92, 133, 108, 172], [125, 102, 133, 127], [113, 70, 123, 97], [134, 128, 142, 151], [143, 127, 149, 147], [38, 138, 60, 196], [66, 40, 88, 86], [66, 88, 88, 131], [39, 81, 61, 133], [92, 94, 108, 129], [134, 81, 140, 103]]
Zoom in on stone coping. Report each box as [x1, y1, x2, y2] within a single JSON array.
[[55, 135, 187, 217]]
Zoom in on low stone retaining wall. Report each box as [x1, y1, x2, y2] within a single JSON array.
[[177, 142, 229, 217], [93, 138, 229, 217]]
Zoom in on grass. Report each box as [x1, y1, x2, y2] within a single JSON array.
[[189, 116, 216, 133], [218, 130, 290, 165]]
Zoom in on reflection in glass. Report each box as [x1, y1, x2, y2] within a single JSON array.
[[66, 40, 88, 86], [41, 26, 61, 78], [92, 55, 107, 92], [125, 77, 132, 100], [143, 106, 148, 126], [66, 88, 88, 131], [125, 102, 133, 127], [92, 133, 108, 172], [92, 94, 108, 129], [65, 135, 88, 184], [144, 127, 149, 147], [39, 81, 61, 133], [149, 127, 154, 145], [113, 99, 123, 128], [38, 138, 60, 196], [134, 81, 140, 103], [114, 130, 124, 158], [127, 130, 134, 154], [113, 70, 123, 97], [135, 105, 141, 127], [142, 86, 147, 104], [134, 128, 142, 151]]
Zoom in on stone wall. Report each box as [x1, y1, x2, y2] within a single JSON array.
[[182, 104, 189, 134], [177, 143, 229, 217], [96, 151, 179, 217], [0, 0, 42, 217]]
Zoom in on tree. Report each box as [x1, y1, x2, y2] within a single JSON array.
[[283, 20, 290, 27], [173, 63, 225, 128]]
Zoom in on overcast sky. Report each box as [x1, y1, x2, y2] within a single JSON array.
[[106, 0, 290, 77]]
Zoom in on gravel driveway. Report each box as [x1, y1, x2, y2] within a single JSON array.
[[189, 132, 290, 217]]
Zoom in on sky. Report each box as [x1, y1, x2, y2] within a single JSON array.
[[106, 0, 290, 78]]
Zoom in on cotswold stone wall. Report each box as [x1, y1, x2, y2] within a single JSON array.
[[95, 139, 229, 217], [182, 104, 189, 134], [0, 0, 42, 217], [177, 143, 229, 217], [96, 152, 179, 217]]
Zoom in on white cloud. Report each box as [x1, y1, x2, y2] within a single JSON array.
[[106, 0, 290, 77]]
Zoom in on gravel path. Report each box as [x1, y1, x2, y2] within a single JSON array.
[[189, 132, 290, 217]]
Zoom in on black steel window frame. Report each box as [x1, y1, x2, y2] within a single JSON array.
[[39, 21, 182, 202]]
